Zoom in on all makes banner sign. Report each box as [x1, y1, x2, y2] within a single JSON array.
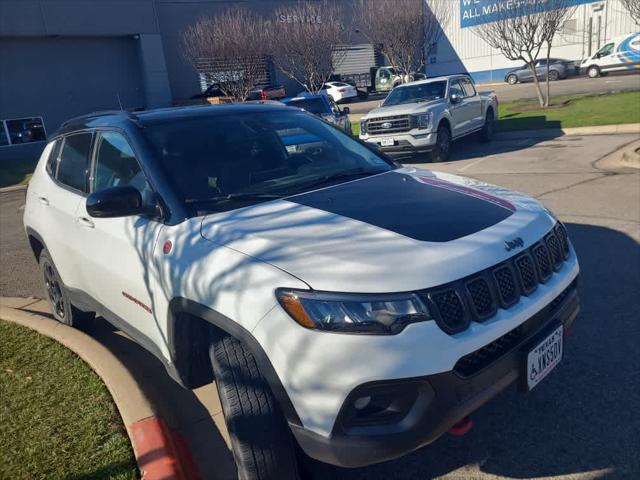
[[460, 0, 597, 28]]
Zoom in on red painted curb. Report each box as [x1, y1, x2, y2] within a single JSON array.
[[129, 416, 201, 480]]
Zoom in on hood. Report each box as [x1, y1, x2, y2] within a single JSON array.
[[364, 100, 442, 118], [200, 169, 555, 293]]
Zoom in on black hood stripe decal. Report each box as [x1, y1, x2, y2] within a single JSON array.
[[286, 172, 515, 243]]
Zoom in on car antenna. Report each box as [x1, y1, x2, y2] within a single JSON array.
[[116, 92, 124, 111]]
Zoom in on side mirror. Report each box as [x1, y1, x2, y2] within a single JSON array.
[[342, 106, 350, 115], [450, 93, 462, 104], [86, 185, 145, 218]]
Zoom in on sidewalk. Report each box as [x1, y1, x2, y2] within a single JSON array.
[[0, 297, 235, 480]]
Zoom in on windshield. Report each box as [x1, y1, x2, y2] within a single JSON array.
[[284, 98, 326, 115], [142, 110, 392, 212], [382, 81, 447, 106]]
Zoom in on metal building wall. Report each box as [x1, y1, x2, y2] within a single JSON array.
[[430, 0, 639, 83]]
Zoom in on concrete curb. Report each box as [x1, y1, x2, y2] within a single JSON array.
[[495, 123, 640, 139], [595, 139, 640, 171], [347, 117, 640, 139], [0, 297, 201, 480], [475, 81, 505, 87]]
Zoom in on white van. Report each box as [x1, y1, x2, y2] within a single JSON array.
[[581, 32, 640, 78]]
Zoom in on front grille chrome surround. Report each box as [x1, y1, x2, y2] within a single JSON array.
[[365, 115, 412, 135]]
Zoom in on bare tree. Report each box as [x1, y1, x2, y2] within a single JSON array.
[[356, 0, 451, 82], [621, 0, 640, 24], [540, 0, 578, 107], [183, 9, 268, 101], [473, 4, 548, 107], [266, 2, 346, 94]]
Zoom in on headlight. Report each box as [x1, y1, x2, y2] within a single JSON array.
[[321, 114, 336, 124], [414, 112, 433, 130], [276, 289, 431, 334], [360, 120, 367, 135]]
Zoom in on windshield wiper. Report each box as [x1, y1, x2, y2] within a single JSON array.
[[185, 193, 284, 205]]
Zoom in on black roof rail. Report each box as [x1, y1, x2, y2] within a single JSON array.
[[59, 109, 138, 129]]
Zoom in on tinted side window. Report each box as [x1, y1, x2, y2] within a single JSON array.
[[449, 80, 464, 98], [93, 132, 153, 203], [57, 133, 92, 192], [0, 122, 9, 146], [597, 43, 614, 57], [45, 139, 61, 176], [460, 79, 476, 97]]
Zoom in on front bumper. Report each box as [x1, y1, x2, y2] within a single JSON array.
[[361, 131, 437, 157], [291, 280, 580, 468]]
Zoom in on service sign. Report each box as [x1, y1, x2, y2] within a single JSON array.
[[460, 0, 597, 28]]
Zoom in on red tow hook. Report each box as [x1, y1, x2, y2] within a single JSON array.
[[448, 416, 473, 436]]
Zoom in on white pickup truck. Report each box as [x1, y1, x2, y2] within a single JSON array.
[[359, 74, 498, 161]]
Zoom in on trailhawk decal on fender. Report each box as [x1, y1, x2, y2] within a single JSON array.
[[122, 291, 153, 314], [287, 171, 514, 242]]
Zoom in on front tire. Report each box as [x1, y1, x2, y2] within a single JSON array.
[[587, 66, 600, 78], [431, 124, 452, 162], [210, 334, 299, 480], [507, 74, 518, 85], [548, 69, 560, 81], [39, 249, 94, 327]]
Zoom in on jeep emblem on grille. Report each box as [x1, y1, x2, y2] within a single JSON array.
[[381, 122, 392, 129], [504, 237, 524, 251]]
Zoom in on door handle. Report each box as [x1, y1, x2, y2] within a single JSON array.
[[38, 196, 49, 206], [76, 217, 95, 229]]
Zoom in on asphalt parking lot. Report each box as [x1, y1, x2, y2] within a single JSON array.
[[1, 133, 639, 479], [347, 72, 640, 114]]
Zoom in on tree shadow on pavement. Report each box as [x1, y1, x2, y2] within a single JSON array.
[[401, 119, 563, 165], [304, 222, 640, 479]]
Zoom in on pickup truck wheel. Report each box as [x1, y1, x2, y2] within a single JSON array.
[[431, 124, 451, 162], [507, 74, 518, 85], [480, 111, 494, 142], [587, 66, 600, 78], [39, 249, 94, 327], [210, 334, 300, 480]]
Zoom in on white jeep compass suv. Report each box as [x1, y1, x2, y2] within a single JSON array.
[[23, 104, 580, 479]]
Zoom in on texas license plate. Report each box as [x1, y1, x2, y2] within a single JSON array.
[[380, 137, 395, 147], [526, 324, 563, 391]]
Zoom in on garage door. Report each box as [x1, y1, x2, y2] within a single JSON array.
[[0, 36, 144, 138], [333, 44, 383, 75]]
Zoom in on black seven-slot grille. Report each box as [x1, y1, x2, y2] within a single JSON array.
[[420, 223, 570, 335], [454, 280, 577, 377]]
